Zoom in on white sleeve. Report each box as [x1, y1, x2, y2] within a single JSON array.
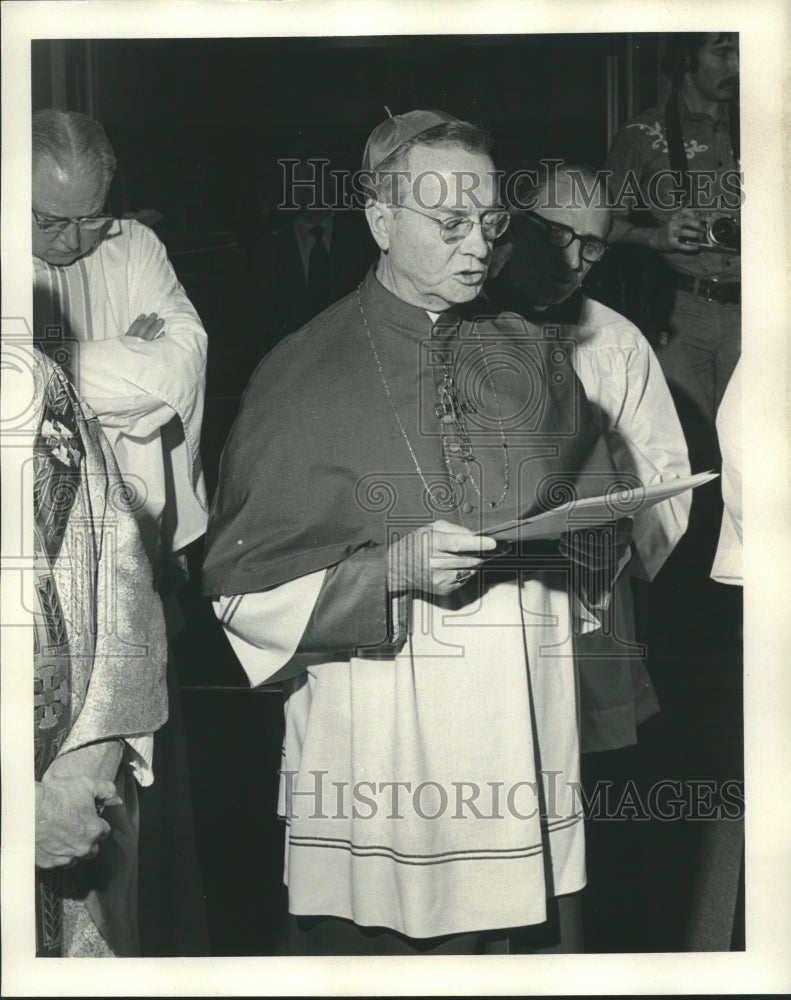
[[124, 734, 155, 787], [74, 349, 177, 435], [74, 222, 207, 447], [599, 335, 691, 580], [711, 363, 742, 584], [214, 570, 327, 687]]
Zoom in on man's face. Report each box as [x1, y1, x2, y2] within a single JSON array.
[[32, 157, 109, 266], [506, 177, 611, 307], [689, 34, 739, 104], [380, 143, 500, 311]]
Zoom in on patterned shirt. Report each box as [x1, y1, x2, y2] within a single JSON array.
[[605, 98, 741, 280]]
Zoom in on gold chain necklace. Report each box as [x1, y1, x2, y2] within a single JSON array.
[[356, 288, 510, 510]]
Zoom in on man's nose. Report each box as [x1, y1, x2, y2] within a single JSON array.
[[58, 222, 81, 251], [461, 221, 490, 259], [562, 241, 585, 272]]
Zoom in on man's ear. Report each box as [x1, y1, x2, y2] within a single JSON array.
[[365, 200, 393, 253]]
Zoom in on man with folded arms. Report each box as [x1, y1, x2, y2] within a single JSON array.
[[31, 107, 209, 955]]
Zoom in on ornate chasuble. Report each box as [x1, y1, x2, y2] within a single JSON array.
[[30, 353, 169, 957], [33, 366, 85, 956]]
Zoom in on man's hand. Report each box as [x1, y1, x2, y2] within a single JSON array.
[[35, 774, 122, 869], [651, 208, 708, 253], [125, 312, 165, 340], [387, 519, 497, 597]]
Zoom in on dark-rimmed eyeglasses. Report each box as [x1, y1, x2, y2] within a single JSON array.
[[517, 210, 609, 263], [392, 203, 510, 244], [32, 208, 114, 235]]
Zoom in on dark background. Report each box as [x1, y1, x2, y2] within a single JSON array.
[[33, 35, 661, 221], [32, 34, 665, 497], [31, 34, 742, 957]]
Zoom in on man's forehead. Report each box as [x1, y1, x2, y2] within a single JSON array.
[[33, 159, 107, 215], [535, 199, 611, 239], [403, 143, 498, 209], [535, 174, 606, 215]]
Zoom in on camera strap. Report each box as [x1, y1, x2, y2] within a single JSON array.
[[665, 89, 692, 207]]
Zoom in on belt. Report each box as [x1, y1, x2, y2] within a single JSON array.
[[674, 272, 741, 305]]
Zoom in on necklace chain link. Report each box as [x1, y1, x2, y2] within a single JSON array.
[[356, 288, 510, 510]]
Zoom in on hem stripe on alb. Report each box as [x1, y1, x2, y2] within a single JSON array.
[[220, 593, 244, 626], [284, 829, 577, 866]]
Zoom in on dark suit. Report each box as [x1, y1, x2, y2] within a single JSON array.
[[250, 209, 375, 350]]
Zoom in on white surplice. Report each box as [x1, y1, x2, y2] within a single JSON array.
[[570, 297, 691, 581], [33, 219, 208, 563]]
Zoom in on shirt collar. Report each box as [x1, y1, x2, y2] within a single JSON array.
[[678, 91, 731, 126], [485, 273, 584, 325], [361, 266, 485, 338], [293, 213, 333, 239]]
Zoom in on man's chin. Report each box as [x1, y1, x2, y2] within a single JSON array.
[[451, 273, 486, 300], [39, 249, 90, 267], [539, 280, 577, 305]]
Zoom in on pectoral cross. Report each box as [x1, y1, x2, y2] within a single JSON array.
[[434, 399, 477, 420], [434, 371, 477, 421], [436, 371, 477, 462]]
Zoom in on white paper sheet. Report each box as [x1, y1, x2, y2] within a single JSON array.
[[481, 471, 719, 541]]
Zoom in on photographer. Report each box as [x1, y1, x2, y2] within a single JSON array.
[[605, 32, 740, 468], [604, 38, 744, 950]]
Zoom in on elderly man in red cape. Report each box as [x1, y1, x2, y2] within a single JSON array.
[[203, 110, 628, 955]]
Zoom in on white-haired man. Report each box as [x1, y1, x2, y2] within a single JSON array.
[[32, 108, 208, 565], [204, 110, 629, 955], [31, 108, 209, 954]]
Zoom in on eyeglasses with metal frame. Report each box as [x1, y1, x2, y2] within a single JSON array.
[[391, 203, 511, 244], [516, 210, 609, 263], [32, 208, 114, 235]]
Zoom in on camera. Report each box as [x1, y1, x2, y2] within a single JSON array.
[[681, 211, 741, 254]]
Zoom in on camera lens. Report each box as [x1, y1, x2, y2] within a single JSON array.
[[710, 216, 739, 250]]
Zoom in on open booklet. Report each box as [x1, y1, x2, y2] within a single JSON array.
[[479, 471, 718, 542]]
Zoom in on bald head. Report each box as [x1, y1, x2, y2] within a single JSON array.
[[33, 108, 116, 188], [32, 110, 117, 266], [505, 161, 606, 215], [504, 161, 611, 307]]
